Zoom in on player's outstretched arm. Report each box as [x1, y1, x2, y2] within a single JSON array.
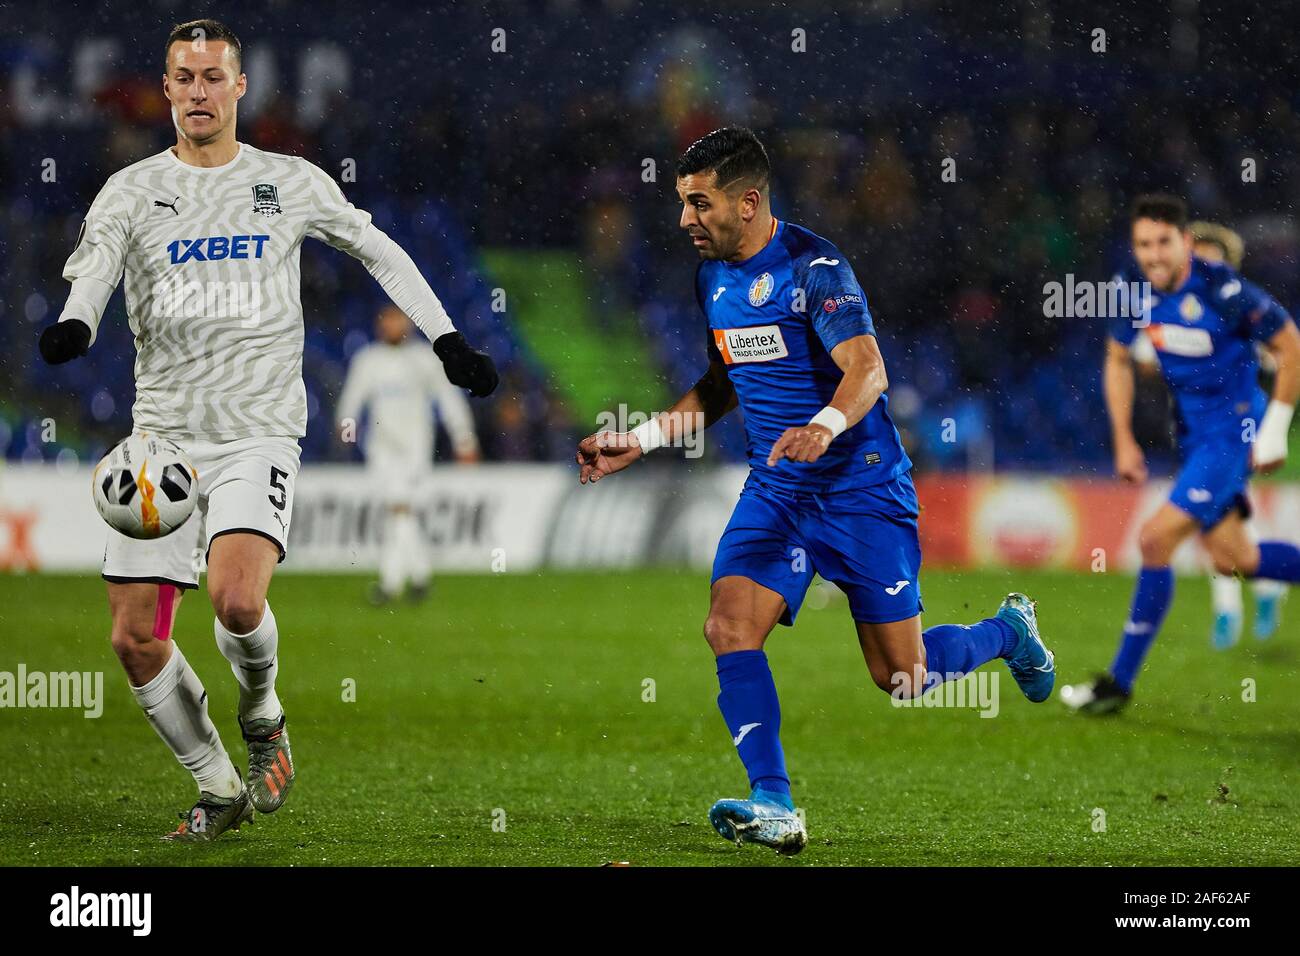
[[766, 333, 885, 467], [41, 178, 130, 365], [1252, 320, 1300, 473], [304, 163, 498, 397], [348, 225, 498, 396], [39, 277, 116, 364], [1103, 336, 1147, 483], [576, 353, 736, 484]]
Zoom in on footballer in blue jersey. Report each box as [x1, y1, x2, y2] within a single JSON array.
[[1062, 195, 1300, 716], [1127, 222, 1288, 647], [576, 128, 1057, 854]]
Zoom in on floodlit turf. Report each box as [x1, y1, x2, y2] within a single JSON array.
[[0, 569, 1296, 866]]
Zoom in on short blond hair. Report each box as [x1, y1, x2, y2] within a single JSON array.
[[1189, 221, 1245, 270]]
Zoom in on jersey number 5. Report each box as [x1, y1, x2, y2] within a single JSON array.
[[268, 467, 289, 511]]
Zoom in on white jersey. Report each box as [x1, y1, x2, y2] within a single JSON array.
[[337, 340, 479, 464], [63, 143, 390, 441]]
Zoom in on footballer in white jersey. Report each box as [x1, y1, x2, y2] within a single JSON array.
[[337, 305, 481, 603], [37, 19, 498, 843]]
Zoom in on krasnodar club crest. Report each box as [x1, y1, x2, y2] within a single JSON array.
[[251, 183, 282, 217], [748, 272, 774, 306]]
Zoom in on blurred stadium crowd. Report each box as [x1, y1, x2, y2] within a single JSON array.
[[2, 0, 1298, 473]]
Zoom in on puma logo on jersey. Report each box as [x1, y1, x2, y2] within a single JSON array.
[[167, 235, 271, 264], [713, 325, 788, 364], [153, 196, 181, 215], [713, 286, 726, 302], [885, 580, 910, 595], [810, 257, 840, 267], [733, 722, 761, 746]]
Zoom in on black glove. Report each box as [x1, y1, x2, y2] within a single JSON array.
[[433, 331, 499, 397], [39, 319, 92, 365]]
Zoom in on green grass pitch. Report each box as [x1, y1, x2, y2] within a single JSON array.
[[0, 568, 1296, 866]]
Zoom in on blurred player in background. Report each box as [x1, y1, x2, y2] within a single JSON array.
[[1128, 222, 1288, 648], [337, 305, 481, 605], [36, 19, 497, 842], [577, 128, 1056, 854], [1063, 195, 1300, 715]]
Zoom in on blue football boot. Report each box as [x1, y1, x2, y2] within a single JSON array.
[[1254, 591, 1284, 640], [708, 787, 807, 856], [1211, 610, 1242, 650], [997, 592, 1056, 702]]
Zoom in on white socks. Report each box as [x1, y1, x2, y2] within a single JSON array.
[[130, 643, 242, 798], [214, 602, 282, 723], [403, 512, 432, 586], [1253, 578, 1287, 599], [380, 510, 431, 595], [1209, 572, 1244, 615]]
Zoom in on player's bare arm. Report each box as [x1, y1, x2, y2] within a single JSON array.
[[1103, 336, 1147, 483], [765, 334, 886, 467], [576, 350, 735, 484], [1252, 319, 1300, 473]]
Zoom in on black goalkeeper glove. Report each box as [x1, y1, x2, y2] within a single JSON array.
[[39, 319, 92, 365], [433, 331, 499, 397]]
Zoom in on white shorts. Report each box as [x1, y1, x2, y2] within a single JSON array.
[[102, 435, 302, 590], [366, 450, 432, 508]]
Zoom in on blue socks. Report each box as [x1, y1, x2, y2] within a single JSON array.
[[715, 650, 790, 797], [1110, 566, 1174, 692], [921, 618, 1017, 690], [1253, 542, 1300, 583], [1106, 550, 1292, 694]]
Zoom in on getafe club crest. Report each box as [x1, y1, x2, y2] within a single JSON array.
[[251, 183, 282, 217], [1179, 294, 1203, 322], [748, 272, 774, 307]]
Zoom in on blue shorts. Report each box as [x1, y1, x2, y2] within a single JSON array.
[[712, 473, 923, 626], [1169, 436, 1252, 530]]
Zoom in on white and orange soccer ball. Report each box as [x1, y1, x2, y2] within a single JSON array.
[[91, 434, 198, 539]]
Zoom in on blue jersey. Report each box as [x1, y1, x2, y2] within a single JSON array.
[[1109, 257, 1290, 447], [696, 220, 911, 493]]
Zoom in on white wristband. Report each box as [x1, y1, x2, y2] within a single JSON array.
[[1255, 399, 1294, 467], [630, 417, 665, 455], [809, 406, 847, 440]]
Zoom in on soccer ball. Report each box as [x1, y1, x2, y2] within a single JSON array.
[[92, 433, 198, 539]]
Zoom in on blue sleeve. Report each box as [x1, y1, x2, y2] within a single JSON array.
[[797, 255, 876, 353], [1228, 277, 1291, 343], [1104, 271, 1139, 346]]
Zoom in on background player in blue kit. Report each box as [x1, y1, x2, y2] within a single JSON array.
[[575, 128, 1057, 854], [1129, 221, 1289, 647], [1062, 195, 1300, 715]]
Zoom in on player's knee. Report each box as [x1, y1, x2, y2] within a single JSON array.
[[703, 614, 758, 655], [1138, 524, 1176, 565], [210, 587, 265, 634], [1209, 549, 1243, 577], [1211, 557, 1237, 576], [108, 621, 150, 658], [870, 657, 925, 697], [107, 613, 161, 671]]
